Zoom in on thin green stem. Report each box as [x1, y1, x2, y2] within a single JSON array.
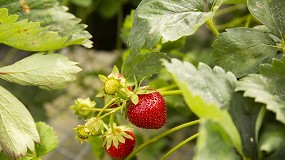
[[160, 133, 200, 160], [244, 15, 252, 28], [206, 19, 219, 37], [125, 120, 200, 160], [97, 106, 123, 120], [80, 108, 113, 112], [97, 98, 118, 118], [157, 84, 177, 92], [159, 90, 182, 97], [110, 113, 115, 133]]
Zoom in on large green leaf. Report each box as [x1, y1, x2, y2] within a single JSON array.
[[122, 51, 169, 82], [163, 58, 243, 155], [0, 8, 68, 51], [259, 122, 285, 160], [0, 53, 82, 90], [212, 28, 278, 78], [35, 122, 58, 157], [0, 0, 92, 48], [248, 0, 285, 38], [128, 0, 215, 50], [0, 86, 39, 158], [194, 119, 240, 160], [237, 57, 285, 124]]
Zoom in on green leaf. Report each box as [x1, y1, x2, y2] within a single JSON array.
[[0, 8, 67, 51], [122, 51, 169, 82], [259, 122, 285, 160], [194, 119, 240, 160], [212, 28, 278, 78], [128, 0, 215, 50], [236, 57, 285, 124], [0, 86, 40, 158], [228, 92, 262, 159], [163, 58, 243, 155], [89, 136, 104, 160], [35, 122, 58, 157], [1, 0, 92, 48], [0, 53, 82, 90], [248, 0, 285, 38]]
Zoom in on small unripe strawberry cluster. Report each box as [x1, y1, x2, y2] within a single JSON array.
[[71, 66, 167, 159]]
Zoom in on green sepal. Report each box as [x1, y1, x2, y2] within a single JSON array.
[[131, 94, 139, 105]]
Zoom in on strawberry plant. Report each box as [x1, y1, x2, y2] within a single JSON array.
[[71, 0, 285, 159]]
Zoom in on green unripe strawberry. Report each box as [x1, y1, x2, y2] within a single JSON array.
[[104, 78, 120, 95]]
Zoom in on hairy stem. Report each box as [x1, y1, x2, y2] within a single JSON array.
[[125, 120, 200, 160], [161, 133, 200, 160]]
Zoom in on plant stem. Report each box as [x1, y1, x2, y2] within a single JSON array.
[[160, 133, 200, 160], [159, 90, 182, 97], [97, 98, 118, 117], [125, 120, 200, 160], [206, 19, 219, 37], [97, 106, 123, 120], [244, 15, 252, 28], [157, 84, 177, 92], [81, 108, 113, 112], [110, 113, 115, 133]]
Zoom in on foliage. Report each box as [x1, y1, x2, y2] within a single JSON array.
[[0, 0, 91, 159]]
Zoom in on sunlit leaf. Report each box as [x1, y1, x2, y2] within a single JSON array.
[[163, 58, 243, 155], [0, 53, 82, 90], [0, 86, 39, 158], [0, 0, 92, 48], [237, 57, 285, 124], [128, 0, 216, 50]]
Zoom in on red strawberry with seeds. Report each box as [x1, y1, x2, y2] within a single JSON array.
[[103, 126, 136, 159], [127, 91, 167, 129]]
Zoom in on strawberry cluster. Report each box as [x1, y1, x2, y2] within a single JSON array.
[[71, 66, 167, 159]]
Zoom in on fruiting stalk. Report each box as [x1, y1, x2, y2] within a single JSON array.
[[97, 98, 119, 117], [157, 84, 177, 92], [97, 106, 123, 120], [125, 120, 200, 160], [110, 113, 115, 133], [159, 90, 182, 97], [161, 133, 200, 160]]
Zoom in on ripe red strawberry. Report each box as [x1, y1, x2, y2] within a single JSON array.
[[127, 91, 167, 129], [104, 131, 136, 159]]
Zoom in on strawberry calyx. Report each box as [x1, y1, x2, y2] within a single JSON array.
[[74, 125, 90, 143], [85, 117, 108, 136], [103, 125, 134, 150], [70, 98, 96, 119]]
